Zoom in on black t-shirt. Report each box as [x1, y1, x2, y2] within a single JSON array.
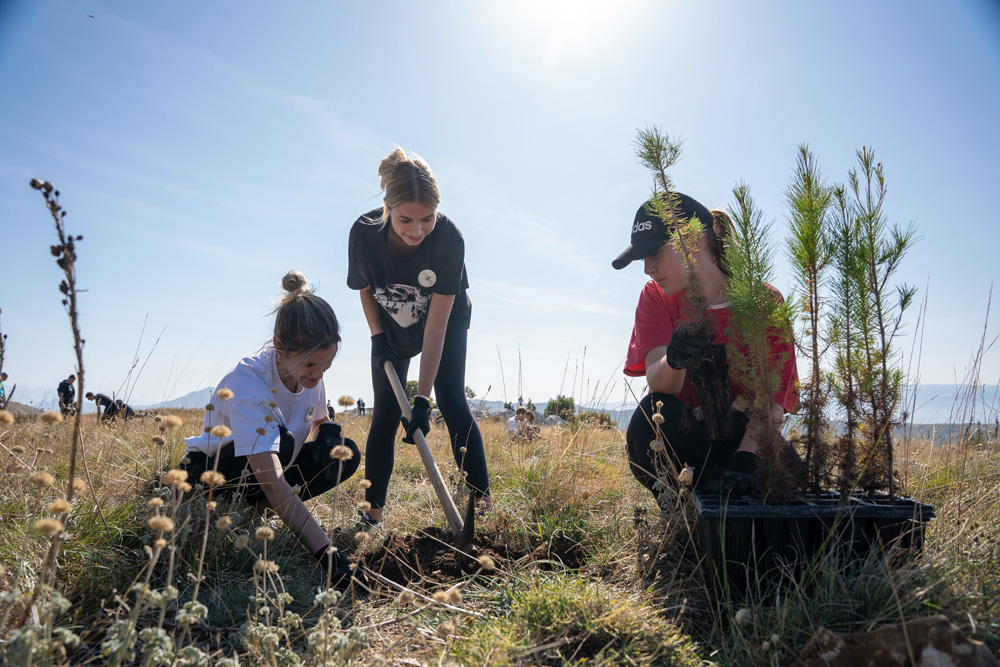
[[93, 393, 114, 409], [347, 208, 472, 358], [57, 380, 75, 403]]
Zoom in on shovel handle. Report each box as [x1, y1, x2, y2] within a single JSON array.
[[384, 361, 464, 536]]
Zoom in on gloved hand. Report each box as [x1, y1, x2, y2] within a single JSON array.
[[704, 450, 758, 496], [401, 395, 431, 444], [666, 326, 713, 370], [310, 421, 342, 447], [371, 332, 396, 373], [314, 544, 368, 595]]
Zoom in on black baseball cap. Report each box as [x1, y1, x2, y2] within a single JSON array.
[[611, 192, 714, 270]]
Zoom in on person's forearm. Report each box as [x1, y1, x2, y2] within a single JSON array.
[[644, 346, 685, 395], [737, 402, 785, 454], [417, 294, 455, 397], [359, 287, 384, 336], [248, 452, 327, 551]]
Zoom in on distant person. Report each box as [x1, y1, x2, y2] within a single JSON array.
[[85, 392, 135, 423], [506, 406, 526, 437], [357, 397, 366, 416], [57, 374, 76, 415], [179, 271, 364, 591], [612, 194, 799, 500], [347, 147, 491, 526], [0, 372, 8, 407], [327, 399, 336, 421]]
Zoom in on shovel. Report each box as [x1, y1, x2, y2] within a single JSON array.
[[384, 361, 466, 539]]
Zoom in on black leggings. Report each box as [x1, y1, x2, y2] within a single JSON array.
[[365, 329, 489, 509], [625, 393, 746, 497]]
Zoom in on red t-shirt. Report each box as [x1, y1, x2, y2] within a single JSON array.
[[624, 280, 800, 413]]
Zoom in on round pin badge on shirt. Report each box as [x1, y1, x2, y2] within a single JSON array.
[[418, 269, 437, 288]]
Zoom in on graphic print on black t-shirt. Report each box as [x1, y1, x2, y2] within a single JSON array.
[[374, 283, 430, 328]]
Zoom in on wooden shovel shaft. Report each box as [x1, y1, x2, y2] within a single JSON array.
[[384, 361, 464, 536]]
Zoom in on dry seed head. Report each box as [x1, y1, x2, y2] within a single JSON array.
[[656, 400, 664, 409], [205, 403, 215, 411], [679, 467, 695, 485], [734, 608, 751, 625], [210, 425, 231, 439], [154, 538, 167, 549], [160, 469, 188, 487], [290, 484, 301, 495], [154, 415, 163, 423], [359, 479, 372, 489], [158, 425, 167, 433], [178, 482, 192, 493], [203, 426, 211, 433], [71, 478, 86, 493], [206, 501, 217, 511], [148, 498, 164, 509], [477, 555, 495, 571], [148, 515, 175, 533], [435, 621, 456, 639], [235, 534, 250, 549], [271, 388, 278, 394], [264, 414, 274, 423], [358, 501, 371, 512], [446, 587, 462, 605], [33, 518, 64, 536], [40, 411, 63, 425], [216, 516, 232, 530], [650, 439, 666, 453], [0, 410, 14, 425], [152, 436, 166, 446], [200, 470, 226, 487], [581, 489, 591, 500], [354, 531, 368, 542], [432, 591, 449, 604], [397, 589, 415, 604], [459, 446, 467, 453], [163, 415, 183, 430], [28, 471, 56, 487], [770, 634, 780, 645], [652, 413, 665, 425], [330, 444, 352, 461], [12, 445, 26, 454], [253, 559, 279, 574], [48, 499, 71, 514], [268, 401, 277, 408], [179, 456, 190, 465], [255, 427, 267, 436], [216, 388, 234, 400], [255, 526, 275, 541]]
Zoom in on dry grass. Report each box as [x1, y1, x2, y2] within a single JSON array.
[[1, 404, 998, 665]]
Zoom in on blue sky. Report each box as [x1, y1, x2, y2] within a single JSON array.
[[1, 0, 999, 414]]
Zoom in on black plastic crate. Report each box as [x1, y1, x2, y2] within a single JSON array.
[[692, 491, 936, 601]]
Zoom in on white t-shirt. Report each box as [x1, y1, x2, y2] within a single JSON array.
[[506, 416, 520, 435], [184, 348, 326, 458]]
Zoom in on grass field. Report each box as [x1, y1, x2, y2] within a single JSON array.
[[1, 404, 998, 666]]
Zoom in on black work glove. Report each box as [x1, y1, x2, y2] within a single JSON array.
[[314, 544, 368, 595], [666, 326, 713, 370], [299, 421, 343, 466], [371, 332, 396, 373], [704, 450, 758, 496], [401, 395, 431, 444]]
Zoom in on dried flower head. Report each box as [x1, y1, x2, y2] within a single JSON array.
[[459, 446, 467, 453], [200, 471, 226, 488], [397, 589, 415, 604], [679, 467, 695, 485], [205, 403, 215, 412], [290, 484, 301, 495], [253, 559, 279, 574], [650, 439, 666, 453], [162, 415, 183, 430], [255, 526, 275, 541], [0, 410, 14, 425], [477, 555, 495, 571], [160, 469, 188, 487], [435, 621, 456, 639], [216, 388, 234, 400], [656, 400, 664, 409], [734, 608, 751, 626], [354, 531, 368, 542], [271, 388, 278, 394], [357, 501, 371, 512], [149, 498, 164, 509], [178, 482, 192, 493], [446, 586, 462, 605], [12, 445, 26, 454], [148, 515, 175, 533], [264, 415, 274, 423], [154, 538, 167, 549], [255, 427, 267, 436], [581, 489, 591, 500], [432, 591, 449, 605], [151, 436, 166, 446], [40, 411, 63, 425], [179, 457, 190, 465], [359, 479, 372, 489], [28, 471, 56, 487], [206, 501, 217, 511], [652, 413, 665, 425], [330, 445, 352, 461], [268, 401, 278, 408], [33, 518, 64, 536], [210, 425, 231, 439], [72, 478, 87, 493], [154, 415, 163, 423], [48, 499, 71, 514], [234, 534, 250, 549], [216, 516, 232, 530]]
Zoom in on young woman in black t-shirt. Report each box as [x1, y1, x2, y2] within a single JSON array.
[[347, 148, 491, 525]]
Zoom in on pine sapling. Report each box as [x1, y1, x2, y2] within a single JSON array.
[[725, 184, 799, 500]]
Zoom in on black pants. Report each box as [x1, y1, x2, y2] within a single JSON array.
[[365, 329, 489, 509], [625, 393, 746, 497], [182, 427, 360, 504]]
